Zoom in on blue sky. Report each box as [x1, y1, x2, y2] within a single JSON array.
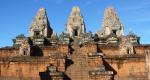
[[0, 0, 150, 47]]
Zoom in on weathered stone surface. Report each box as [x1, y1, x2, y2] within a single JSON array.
[[12, 34, 27, 47], [127, 31, 140, 44], [66, 6, 86, 37], [146, 50, 150, 80], [0, 6, 150, 80], [97, 6, 124, 37], [119, 36, 135, 55], [19, 39, 30, 56], [29, 7, 53, 38]]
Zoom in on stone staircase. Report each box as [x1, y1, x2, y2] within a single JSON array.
[[66, 38, 90, 80]]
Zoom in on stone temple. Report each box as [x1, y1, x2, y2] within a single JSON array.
[[0, 6, 150, 80]]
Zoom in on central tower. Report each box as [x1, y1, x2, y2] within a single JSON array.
[[66, 6, 86, 37]]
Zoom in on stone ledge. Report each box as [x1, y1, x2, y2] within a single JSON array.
[[89, 70, 113, 75]]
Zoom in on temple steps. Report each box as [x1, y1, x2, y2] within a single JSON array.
[[66, 43, 89, 80]]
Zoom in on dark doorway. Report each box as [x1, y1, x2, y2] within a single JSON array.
[[74, 29, 78, 36], [23, 51, 26, 55], [39, 72, 51, 80], [112, 30, 117, 35], [34, 31, 40, 36], [30, 46, 43, 56]]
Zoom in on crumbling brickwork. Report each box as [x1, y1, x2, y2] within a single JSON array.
[[0, 6, 150, 80]]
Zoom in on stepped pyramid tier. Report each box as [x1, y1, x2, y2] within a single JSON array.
[[1, 6, 150, 80], [29, 7, 53, 38], [97, 6, 124, 37], [66, 6, 86, 37]]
